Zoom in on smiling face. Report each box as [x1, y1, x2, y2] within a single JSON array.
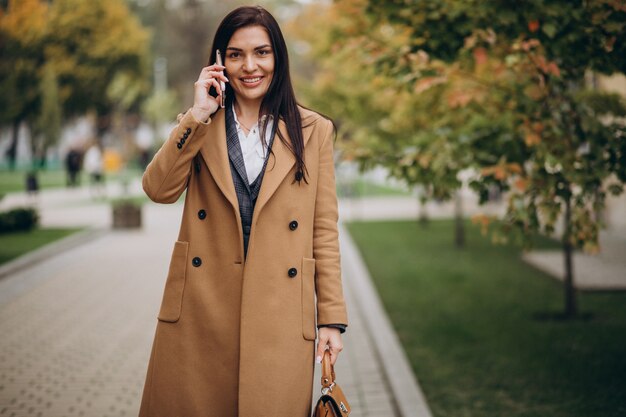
[[225, 25, 275, 106]]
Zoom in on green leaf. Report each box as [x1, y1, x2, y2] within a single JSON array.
[[542, 23, 557, 38]]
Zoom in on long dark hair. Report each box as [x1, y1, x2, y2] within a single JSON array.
[[209, 6, 307, 183]]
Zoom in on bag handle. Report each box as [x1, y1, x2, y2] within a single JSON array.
[[321, 350, 336, 389]]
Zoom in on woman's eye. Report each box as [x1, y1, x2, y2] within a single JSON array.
[[258, 49, 270, 56], [228, 52, 239, 58]]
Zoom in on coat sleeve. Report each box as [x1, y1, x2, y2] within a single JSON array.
[[142, 110, 212, 203], [313, 118, 348, 328]]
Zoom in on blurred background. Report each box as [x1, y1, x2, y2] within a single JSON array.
[[1, 0, 626, 416]]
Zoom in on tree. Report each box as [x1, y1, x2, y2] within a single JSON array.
[[32, 65, 62, 167], [47, 0, 151, 128], [0, 0, 48, 168], [291, 0, 626, 317], [0, 0, 151, 167]]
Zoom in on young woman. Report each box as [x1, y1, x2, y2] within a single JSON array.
[[138, 6, 348, 417]]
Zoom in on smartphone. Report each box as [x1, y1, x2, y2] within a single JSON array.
[[215, 50, 226, 108]]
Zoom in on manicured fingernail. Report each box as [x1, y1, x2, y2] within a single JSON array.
[[316, 356, 322, 363]]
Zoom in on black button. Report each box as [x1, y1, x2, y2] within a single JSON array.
[[288, 267, 297, 278], [180, 138, 186, 144], [192, 257, 202, 267], [295, 171, 303, 181], [289, 220, 298, 231], [183, 132, 189, 139], [177, 142, 183, 149], [186, 128, 192, 134], [198, 209, 206, 220]]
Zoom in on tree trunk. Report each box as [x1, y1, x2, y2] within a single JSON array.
[[563, 196, 577, 317], [418, 193, 429, 227], [6, 119, 20, 170], [454, 190, 465, 248]]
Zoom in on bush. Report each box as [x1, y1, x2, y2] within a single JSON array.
[[0, 208, 39, 234]]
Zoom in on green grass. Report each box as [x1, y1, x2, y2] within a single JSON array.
[[0, 168, 143, 195], [0, 169, 67, 194], [0, 228, 83, 265], [336, 177, 411, 198], [346, 220, 626, 417]]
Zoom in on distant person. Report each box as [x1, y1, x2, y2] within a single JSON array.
[[135, 123, 154, 170], [25, 170, 39, 200], [83, 142, 105, 198], [65, 149, 82, 187], [139, 6, 347, 417]]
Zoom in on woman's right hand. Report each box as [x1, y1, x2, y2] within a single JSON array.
[[190, 64, 229, 122]]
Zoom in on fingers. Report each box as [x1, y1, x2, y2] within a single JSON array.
[[203, 64, 225, 72], [315, 333, 329, 364], [199, 66, 229, 83], [316, 329, 344, 366], [196, 77, 222, 93], [329, 343, 343, 366]]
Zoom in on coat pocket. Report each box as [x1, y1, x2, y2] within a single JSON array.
[[157, 240, 189, 323], [301, 257, 317, 341]]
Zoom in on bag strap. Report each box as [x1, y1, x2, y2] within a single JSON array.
[[321, 350, 336, 389]]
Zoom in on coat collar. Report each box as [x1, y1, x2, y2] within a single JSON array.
[[199, 108, 313, 217]]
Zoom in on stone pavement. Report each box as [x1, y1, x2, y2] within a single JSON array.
[[522, 228, 626, 290], [0, 182, 433, 417]]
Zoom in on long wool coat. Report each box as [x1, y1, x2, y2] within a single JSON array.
[[138, 106, 348, 417]]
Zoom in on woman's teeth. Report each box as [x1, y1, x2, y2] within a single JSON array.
[[242, 77, 262, 83]]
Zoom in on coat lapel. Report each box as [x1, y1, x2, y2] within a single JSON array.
[[198, 109, 239, 212], [253, 118, 312, 218]]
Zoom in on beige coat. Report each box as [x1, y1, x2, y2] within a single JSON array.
[[138, 107, 348, 417]]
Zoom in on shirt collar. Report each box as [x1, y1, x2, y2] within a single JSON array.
[[231, 102, 273, 132]]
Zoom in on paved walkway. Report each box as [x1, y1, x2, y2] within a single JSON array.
[[0, 182, 432, 417], [523, 229, 626, 291]]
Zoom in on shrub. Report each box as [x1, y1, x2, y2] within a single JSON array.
[[0, 208, 39, 234]]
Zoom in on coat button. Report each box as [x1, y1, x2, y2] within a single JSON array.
[[180, 137, 186, 144], [192, 257, 202, 267], [177, 142, 183, 149], [288, 267, 297, 278], [289, 220, 298, 230], [183, 132, 189, 139], [186, 128, 192, 134], [198, 209, 206, 220]]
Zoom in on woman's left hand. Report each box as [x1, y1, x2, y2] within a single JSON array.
[[316, 327, 343, 366]]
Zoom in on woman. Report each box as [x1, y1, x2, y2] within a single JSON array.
[[139, 6, 348, 417]]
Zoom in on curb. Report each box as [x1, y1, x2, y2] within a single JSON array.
[[339, 222, 434, 417], [0, 227, 107, 281]]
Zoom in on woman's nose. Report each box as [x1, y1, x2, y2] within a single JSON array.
[[243, 56, 257, 72]]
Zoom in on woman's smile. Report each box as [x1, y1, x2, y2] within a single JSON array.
[[239, 75, 264, 87], [225, 25, 275, 104]]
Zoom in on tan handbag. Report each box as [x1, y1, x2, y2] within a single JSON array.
[[312, 351, 351, 416]]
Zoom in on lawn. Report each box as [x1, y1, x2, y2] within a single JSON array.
[[0, 228, 82, 265], [0, 168, 143, 195], [0, 169, 67, 194], [346, 220, 626, 417], [336, 177, 412, 198]]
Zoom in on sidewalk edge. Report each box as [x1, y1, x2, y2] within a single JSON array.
[[339, 222, 433, 417], [0, 228, 107, 280]]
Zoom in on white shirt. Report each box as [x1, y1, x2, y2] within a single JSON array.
[[83, 145, 103, 175], [231, 104, 274, 184]]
